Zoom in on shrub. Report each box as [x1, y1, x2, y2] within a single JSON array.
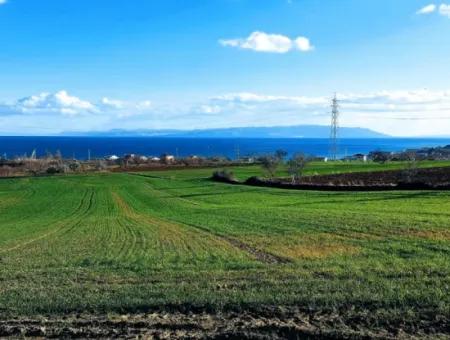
[[46, 166, 61, 175], [68, 161, 81, 172], [212, 169, 237, 183]]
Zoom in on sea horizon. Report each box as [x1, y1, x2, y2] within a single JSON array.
[[2, 136, 450, 160]]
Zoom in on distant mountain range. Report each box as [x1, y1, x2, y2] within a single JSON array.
[[62, 125, 388, 138]]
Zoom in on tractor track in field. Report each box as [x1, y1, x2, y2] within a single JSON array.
[[0, 310, 445, 339], [111, 191, 290, 264], [0, 188, 95, 254], [181, 222, 292, 264]]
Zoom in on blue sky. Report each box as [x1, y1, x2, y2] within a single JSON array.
[[1, 0, 450, 136]]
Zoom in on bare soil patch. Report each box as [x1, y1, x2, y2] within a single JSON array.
[[217, 167, 450, 191], [0, 308, 447, 339]]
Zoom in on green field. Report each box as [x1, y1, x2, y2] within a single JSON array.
[[0, 163, 449, 335]]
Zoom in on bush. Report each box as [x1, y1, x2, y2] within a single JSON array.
[[46, 166, 61, 175], [68, 161, 81, 172], [212, 169, 237, 183]]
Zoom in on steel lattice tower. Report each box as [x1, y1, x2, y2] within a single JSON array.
[[329, 93, 339, 161]]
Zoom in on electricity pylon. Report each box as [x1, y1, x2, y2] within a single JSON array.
[[329, 93, 339, 161]]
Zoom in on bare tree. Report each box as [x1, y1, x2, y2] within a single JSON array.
[[402, 151, 419, 183], [25, 159, 49, 176], [287, 153, 309, 183], [95, 160, 108, 171], [275, 149, 288, 162], [259, 155, 280, 178], [68, 161, 81, 173]]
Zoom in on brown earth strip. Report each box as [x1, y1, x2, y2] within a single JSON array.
[[181, 221, 291, 264], [214, 166, 450, 191], [0, 310, 446, 339], [218, 233, 291, 264]]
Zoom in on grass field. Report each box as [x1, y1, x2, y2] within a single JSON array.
[[0, 162, 449, 336]]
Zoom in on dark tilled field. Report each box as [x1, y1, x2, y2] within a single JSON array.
[[240, 166, 450, 190], [1, 308, 447, 339], [301, 166, 450, 186]]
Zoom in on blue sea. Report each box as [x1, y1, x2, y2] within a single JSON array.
[[1, 137, 450, 160]]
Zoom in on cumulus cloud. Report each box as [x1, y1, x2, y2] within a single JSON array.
[[99, 98, 152, 118], [417, 4, 437, 14], [14, 90, 97, 116], [188, 90, 450, 136], [0, 90, 153, 118], [101, 97, 125, 110], [212, 90, 450, 118], [2, 89, 450, 136], [219, 31, 314, 53], [416, 3, 450, 17], [439, 4, 450, 17], [294, 37, 314, 52]]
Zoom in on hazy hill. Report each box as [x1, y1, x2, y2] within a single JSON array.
[[63, 125, 388, 138]]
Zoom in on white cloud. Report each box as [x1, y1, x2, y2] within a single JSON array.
[[2, 89, 450, 136], [0, 91, 154, 118], [100, 98, 152, 118], [15, 90, 97, 116], [193, 90, 450, 136], [219, 31, 313, 53], [136, 100, 152, 110], [101, 97, 125, 110], [416, 4, 436, 14], [294, 37, 314, 52], [416, 3, 450, 18], [0, 0, 7, 5], [439, 4, 450, 17]]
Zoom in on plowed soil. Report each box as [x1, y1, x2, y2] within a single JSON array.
[[1, 308, 447, 339]]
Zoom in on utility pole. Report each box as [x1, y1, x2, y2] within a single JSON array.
[[329, 93, 340, 161], [235, 144, 240, 161], [88, 149, 91, 161]]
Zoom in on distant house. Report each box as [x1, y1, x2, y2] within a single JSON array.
[[124, 154, 136, 160], [240, 157, 255, 164], [310, 156, 327, 162], [150, 157, 161, 162], [344, 153, 367, 162], [161, 154, 175, 163]]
